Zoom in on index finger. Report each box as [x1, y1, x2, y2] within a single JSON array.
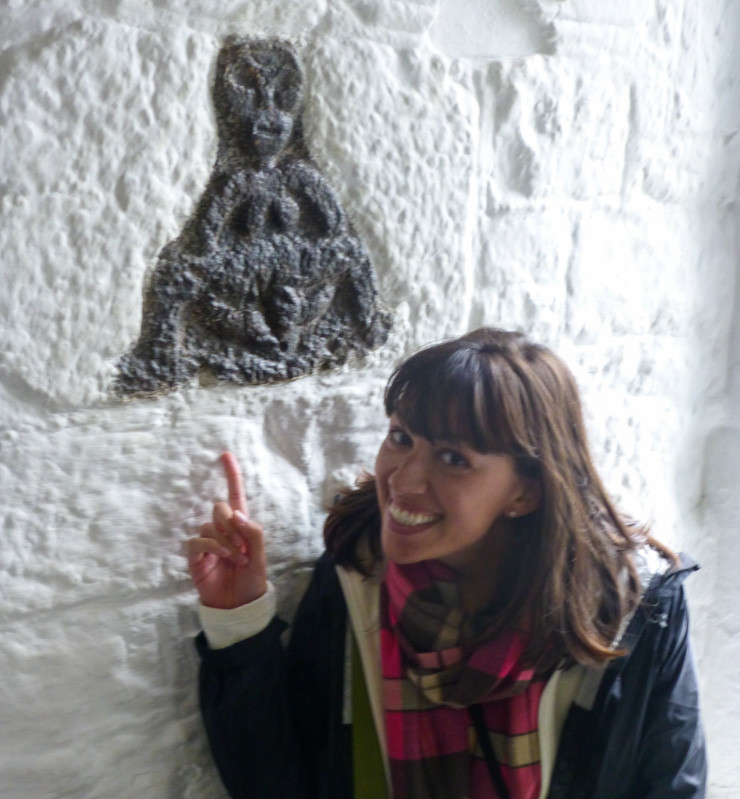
[[221, 451, 248, 515]]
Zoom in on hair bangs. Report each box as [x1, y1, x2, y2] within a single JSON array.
[[384, 346, 518, 455]]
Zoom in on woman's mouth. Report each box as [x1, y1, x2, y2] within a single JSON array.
[[389, 503, 440, 528]]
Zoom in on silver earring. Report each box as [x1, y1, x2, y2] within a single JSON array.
[[508, 511, 517, 518]]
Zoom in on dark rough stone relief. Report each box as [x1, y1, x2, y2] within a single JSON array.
[[115, 36, 390, 398]]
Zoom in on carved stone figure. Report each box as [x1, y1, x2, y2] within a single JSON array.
[[115, 36, 390, 397]]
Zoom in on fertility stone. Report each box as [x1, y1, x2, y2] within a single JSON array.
[[115, 35, 390, 397]]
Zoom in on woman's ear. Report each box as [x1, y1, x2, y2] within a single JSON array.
[[506, 478, 541, 519]]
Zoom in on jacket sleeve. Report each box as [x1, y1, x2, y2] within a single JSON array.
[[196, 617, 313, 799], [195, 553, 352, 799], [630, 581, 708, 798], [548, 568, 708, 799]]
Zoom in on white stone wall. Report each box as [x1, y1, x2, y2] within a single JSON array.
[[1, 0, 737, 796]]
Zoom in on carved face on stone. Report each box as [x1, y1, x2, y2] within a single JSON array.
[[215, 38, 303, 159]]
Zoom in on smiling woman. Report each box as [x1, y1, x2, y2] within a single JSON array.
[[189, 327, 707, 799], [374, 418, 537, 601]]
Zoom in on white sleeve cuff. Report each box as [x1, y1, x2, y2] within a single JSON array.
[[198, 582, 277, 650]]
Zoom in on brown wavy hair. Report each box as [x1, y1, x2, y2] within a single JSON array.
[[324, 327, 674, 669]]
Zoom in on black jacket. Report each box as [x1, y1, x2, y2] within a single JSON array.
[[196, 552, 707, 798]]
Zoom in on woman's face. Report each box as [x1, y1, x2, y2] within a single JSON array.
[[375, 414, 537, 572]]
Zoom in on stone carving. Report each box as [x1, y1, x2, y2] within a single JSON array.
[[115, 36, 390, 397]]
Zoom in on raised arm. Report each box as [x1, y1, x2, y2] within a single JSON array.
[[190, 453, 313, 798]]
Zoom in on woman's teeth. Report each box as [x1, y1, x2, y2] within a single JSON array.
[[389, 504, 438, 527]]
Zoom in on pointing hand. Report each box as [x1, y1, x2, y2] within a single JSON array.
[[187, 453, 268, 609]]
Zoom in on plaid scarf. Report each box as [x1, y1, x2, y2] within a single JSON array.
[[380, 560, 545, 799]]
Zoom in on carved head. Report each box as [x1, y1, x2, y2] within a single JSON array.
[[214, 36, 303, 160]]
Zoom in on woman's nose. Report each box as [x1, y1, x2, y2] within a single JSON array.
[[389, 453, 428, 494]]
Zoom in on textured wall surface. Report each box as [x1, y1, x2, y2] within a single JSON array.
[[1, 1, 738, 797]]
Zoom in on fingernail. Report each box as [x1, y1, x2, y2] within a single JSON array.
[[233, 510, 248, 526], [230, 533, 244, 548], [218, 545, 231, 557]]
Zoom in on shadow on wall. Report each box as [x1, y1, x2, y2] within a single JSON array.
[[115, 36, 390, 400]]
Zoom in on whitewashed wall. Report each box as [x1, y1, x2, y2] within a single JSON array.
[[1, 0, 737, 796]]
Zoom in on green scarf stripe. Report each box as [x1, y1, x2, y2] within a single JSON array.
[[352, 634, 389, 799]]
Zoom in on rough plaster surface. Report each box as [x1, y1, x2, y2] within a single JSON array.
[[0, 1, 738, 797]]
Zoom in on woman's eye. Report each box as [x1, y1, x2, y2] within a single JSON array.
[[388, 428, 412, 447], [439, 449, 469, 468]]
